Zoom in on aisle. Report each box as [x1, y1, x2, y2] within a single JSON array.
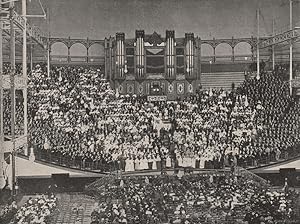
[[51, 193, 96, 224]]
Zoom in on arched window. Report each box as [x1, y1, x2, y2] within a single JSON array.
[[215, 43, 232, 62], [234, 42, 252, 55], [88, 43, 104, 56], [201, 43, 214, 63], [51, 42, 68, 56], [70, 43, 87, 56], [234, 42, 252, 62]]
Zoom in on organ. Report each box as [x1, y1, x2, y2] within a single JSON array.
[[105, 30, 201, 100]]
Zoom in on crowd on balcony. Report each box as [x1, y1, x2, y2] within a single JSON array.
[[0, 61, 298, 172], [89, 174, 298, 224], [25, 64, 269, 172], [238, 70, 300, 166]]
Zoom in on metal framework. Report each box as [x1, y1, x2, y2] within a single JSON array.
[[0, 0, 47, 195], [257, 28, 300, 49]]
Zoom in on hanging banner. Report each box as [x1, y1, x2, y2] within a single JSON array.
[[147, 95, 167, 102]]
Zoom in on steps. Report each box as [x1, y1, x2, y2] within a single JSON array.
[[201, 72, 245, 90], [50, 193, 96, 224]]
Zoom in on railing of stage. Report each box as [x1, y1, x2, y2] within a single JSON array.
[[25, 144, 300, 174]]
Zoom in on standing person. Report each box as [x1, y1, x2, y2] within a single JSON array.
[[47, 183, 58, 197]]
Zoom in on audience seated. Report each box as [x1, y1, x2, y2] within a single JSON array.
[[0, 201, 17, 224], [89, 174, 298, 224], [12, 194, 57, 224]]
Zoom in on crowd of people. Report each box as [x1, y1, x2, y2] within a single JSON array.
[[89, 174, 298, 224], [25, 64, 267, 172], [0, 201, 18, 223], [0, 194, 57, 224], [1, 61, 299, 173], [238, 70, 300, 166], [12, 194, 57, 224]]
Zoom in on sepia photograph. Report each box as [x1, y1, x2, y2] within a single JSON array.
[[0, 0, 300, 223]]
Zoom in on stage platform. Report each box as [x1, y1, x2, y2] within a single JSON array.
[[250, 156, 300, 174], [15, 156, 106, 179]]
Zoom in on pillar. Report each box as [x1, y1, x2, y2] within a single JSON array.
[[9, 1, 16, 196], [22, 0, 28, 156], [104, 38, 108, 79], [47, 47, 50, 77], [135, 30, 144, 78], [166, 30, 175, 78], [87, 47, 89, 64], [213, 38, 216, 63], [0, 0, 5, 189], [289, 0, 293, 95], [185, 33, 194, 77], [197, 37, 201, 81], [67, 47, 70, 64], [116, 33, 125, 78], [30, 41, 33, 72], [86, 38, 89, 64]]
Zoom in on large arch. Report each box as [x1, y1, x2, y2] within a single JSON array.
[[215, 43, 232, 56], [69, 43, 87, 56], [234, 42, 252, 55], [51, 42, 68, 56], [201, 43, 214, 56], [88, 43, 105, 57]]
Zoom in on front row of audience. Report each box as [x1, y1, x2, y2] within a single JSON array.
[[89, 174, 298, 224]]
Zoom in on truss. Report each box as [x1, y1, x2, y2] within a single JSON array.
[[255, 28, 300, 49]]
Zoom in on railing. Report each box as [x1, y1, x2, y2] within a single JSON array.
[[12, 11, 47, 48], [33, 148, 119, 173], [237, 166, 270, 187], [236, 145, 300, 169], [50, 55, 105, 64]]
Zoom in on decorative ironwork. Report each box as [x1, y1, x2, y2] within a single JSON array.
[[146, 31, 163, 46], [166, 75, 176, 83], [12, 11, 47, 48], [185, 75, 195, 84], [136, 75, 145, 84], [256, 28, 300, 49]]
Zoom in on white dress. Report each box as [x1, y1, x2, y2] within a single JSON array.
[[166, 156, 172, 168], [125, 159, 134, 172], [191, 158, 196, 168], [152, 159, 157, 170], [140, 159, 149, 170], [177, 157, 183, 167], [183, 157, 188, 167], [199, 157, 205, 168], [135, 159, 140, 170]]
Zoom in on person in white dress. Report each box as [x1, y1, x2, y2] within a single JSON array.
[[191, 156, 196, 168], [199, 156, 205, 169], [140, 157, 149, 170], [125, 156, 134, 172], [156, 155, 162, 168], [166, 155, 172, 168], [135, 158, 140, 171], [152, 156, 157, 170]]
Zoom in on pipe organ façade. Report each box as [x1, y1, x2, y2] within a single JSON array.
[[104, 30, 201, 100]]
